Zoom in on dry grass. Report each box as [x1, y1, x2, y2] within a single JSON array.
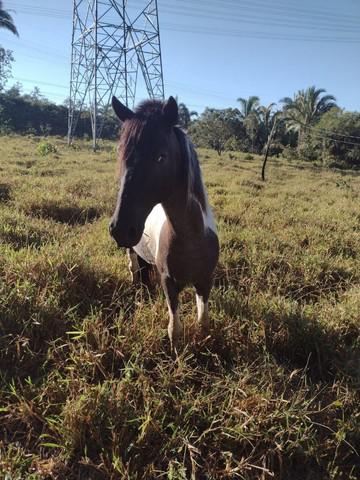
[[0, 136, 359, 479]]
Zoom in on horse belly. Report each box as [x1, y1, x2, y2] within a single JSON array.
[[133, 204, 166, 265]]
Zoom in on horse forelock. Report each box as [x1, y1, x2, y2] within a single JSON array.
[[116, 119, 159, 179], [134, 99, 164, 119]]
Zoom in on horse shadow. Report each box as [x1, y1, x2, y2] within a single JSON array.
[[263, 309, 360, 382], [27, 202, 102, 225], [0, 183, 12, 202]]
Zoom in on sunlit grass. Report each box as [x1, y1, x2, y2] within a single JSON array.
[[0, 135, 359, 479]]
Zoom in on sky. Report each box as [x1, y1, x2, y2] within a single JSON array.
[[1, 0, 360, 113]]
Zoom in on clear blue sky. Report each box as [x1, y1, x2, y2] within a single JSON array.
[[2, 0, 360, 112]]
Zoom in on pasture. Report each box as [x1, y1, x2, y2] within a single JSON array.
[[0, 135, 359, 479]]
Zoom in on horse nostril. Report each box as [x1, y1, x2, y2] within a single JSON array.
[[109, 220, 116, 237]]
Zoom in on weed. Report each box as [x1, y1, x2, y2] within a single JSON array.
[[36, 141, 58, 157]]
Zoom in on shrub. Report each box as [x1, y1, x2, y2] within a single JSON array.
[[268, 142, 283, 157], [345, 145, 360, 168], [283, 146, 299, 161], [297, 143, 318, 162], [36, 140, 58, 156], [224, 135, 242, 152]]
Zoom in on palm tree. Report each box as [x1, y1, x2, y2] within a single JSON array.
[[237, 96, 260, 152], [258, 103, 276, 135], [178, 102, 198, 129], [280, 86, 336, 147], [237, 95, 260, 119], [0, 1, 18, 35]]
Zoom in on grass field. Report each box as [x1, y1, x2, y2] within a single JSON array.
[[0, 135, 359, 479]]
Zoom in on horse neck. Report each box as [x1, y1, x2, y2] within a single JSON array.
[[161, 128, 208, 238], [162, 184, 206, 238]]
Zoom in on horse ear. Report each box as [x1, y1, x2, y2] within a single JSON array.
[[112, 96, 134, 122], [162, 96, 178, 126]]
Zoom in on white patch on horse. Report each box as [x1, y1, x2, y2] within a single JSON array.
[[133, 203, 166, 265], [127, 249, 140, 283], [167, 304, 182, 351], [196, 293, 209, 330], [184, 135, 217, 234], [201, 190, 217, 234]]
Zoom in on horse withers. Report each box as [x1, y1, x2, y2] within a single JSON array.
[[109, 95, 219, 351]]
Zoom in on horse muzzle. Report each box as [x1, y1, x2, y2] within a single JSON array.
[[109, 220, 143, 248]]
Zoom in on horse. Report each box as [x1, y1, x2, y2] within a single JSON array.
[[109, 95, 219, 351]]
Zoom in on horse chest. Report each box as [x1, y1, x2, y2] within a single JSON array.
[[133, 204, 166, 264], [133, 204, 219, 287], [158, 227, 219, 287]]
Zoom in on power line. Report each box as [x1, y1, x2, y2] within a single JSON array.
[[302, 124, 360, 146], [13, 76, 69, 90], [11, 2, 360, 39], [5, 39, 69, 61], [157, 3, 360, 34], [175, 0, 360, 25], [11, 0, 360, 27], [309, 126, 360, 141], [8, 85, 66, 101], [161, 22, 360, 44]]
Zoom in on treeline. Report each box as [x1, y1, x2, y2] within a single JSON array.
[[0, 84, 359, 169], [0, 85, 119, 139], [187, 88, 360, 169]]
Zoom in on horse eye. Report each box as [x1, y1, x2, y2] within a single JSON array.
[[157, 155, 165, 164]]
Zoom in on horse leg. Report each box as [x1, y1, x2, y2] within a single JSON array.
[[137, 255, 152, 288], [195, 282, 212, 335], [127, 249, 153, 286], [127, 248, 140, 284], [162, 275, 182, 353]]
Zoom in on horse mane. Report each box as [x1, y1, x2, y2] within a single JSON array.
[[173, 127, 207, 212], [116, 102, 159, 177]]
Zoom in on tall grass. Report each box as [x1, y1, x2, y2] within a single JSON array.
[[0, 136, 359, 479]]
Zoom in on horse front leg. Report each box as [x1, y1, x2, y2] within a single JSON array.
[[127, 248, 140, 284], [161, 275, 182, 353], [195, 282, 212, 336]]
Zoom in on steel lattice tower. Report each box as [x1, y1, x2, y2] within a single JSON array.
[[68, 0, 164, 150]]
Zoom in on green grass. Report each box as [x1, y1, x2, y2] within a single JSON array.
[[0, 136, 359, 479]]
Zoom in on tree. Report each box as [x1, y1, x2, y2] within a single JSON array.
[[237, 95, 260, 119], [310, 108, 360, 168], [0, 46, 13, 91], [189, 108, 245, 155], [261, 111, 282, 181], [281, 86, 337, 148], [237, 96, 261, 152], [258, 103, 276, 136], [0, 84, 120, 138], [0, 1, 18, 35], [244, 113, 259, 153], [178, 102, 197, 129], [0, 2, 18, 91], [27, 86, 47, 104]]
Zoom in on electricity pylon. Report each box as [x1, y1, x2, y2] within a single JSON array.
[[68, 0, 164, 150]]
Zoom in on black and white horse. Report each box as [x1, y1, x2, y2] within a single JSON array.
[[109, 96, 219, 351]]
